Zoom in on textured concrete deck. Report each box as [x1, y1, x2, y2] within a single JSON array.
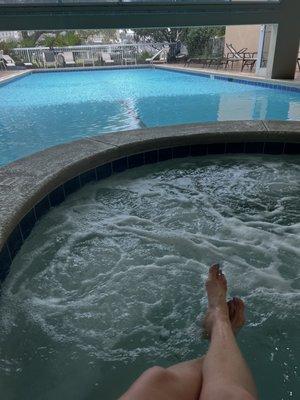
[[0, 69, 31, 84]]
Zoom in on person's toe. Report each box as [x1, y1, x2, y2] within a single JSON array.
[[233, 297, 246, 327], [208, 263, 220, 280], [227, 299, 236, 321]]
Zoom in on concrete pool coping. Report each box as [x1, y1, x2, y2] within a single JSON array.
[[159, 64, 300, 89], [0, 120, 300, 281]]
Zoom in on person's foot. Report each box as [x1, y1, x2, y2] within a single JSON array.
[[205, 263, 228, 311], [202, 297, 245, 339], [202, 264, 245, 338], [202, 264, 231, 338], [227, 297, 246, 335]]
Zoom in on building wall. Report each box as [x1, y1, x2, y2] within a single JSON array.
[[0, 31, 22, 42], [224, 25, 261, 54]]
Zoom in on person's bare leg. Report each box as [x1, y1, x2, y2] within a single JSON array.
[[120, 298, 245, 400], [199, 264, 258, 400], [120, 358, 203, 400]]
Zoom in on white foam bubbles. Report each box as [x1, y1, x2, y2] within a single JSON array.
[[0, 155, 299, 399]]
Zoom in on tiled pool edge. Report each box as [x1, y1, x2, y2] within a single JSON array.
[[2, 64, 300, 94], [158, 65, 300, 93], [1, 120, 300, 282], [0, 65, 153, 86]]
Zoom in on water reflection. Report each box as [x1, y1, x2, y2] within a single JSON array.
[[0, 69, 299, 165]]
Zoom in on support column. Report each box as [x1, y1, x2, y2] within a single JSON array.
[[266, 24, 299, 79], [266, 0, 300, 80]]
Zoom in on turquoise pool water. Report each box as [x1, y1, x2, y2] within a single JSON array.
[[0, 68, 300, 165], [0, 156, 299, 400]]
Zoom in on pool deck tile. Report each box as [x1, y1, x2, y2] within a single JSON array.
[[49, 185, 65, 207], [207, 143, 226, 154], [190, 144, 207, 156], [284, 142, 300, 154], [0, 244, 11, 282], [173, 145, 191, 158], [112, 157, 128, 173], [80, 169, 97, 186], [64, 176, 81, 196], [7, 225, 23, 260], [96, 163, 112, 180], [34, 196, 51, 220], [225, 142, 245, 154], [19, 209, 36, 241], [158, 148, 173, 161], [245, 142, 265, 153], [144, 150, 158, 164], [264, 142, 285, 155], [128, 153, 145, 169]]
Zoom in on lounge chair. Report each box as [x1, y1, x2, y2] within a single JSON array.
[[101, 52, 115, 65], [185, 57, 225, 69], [2, 54, 16, 69], [23, 61, 33, 68], [57, 52, 76, 67], [168, 42, 188, 63], [175, 47, 189, 63], [0, 51, 5, 70], [74, 51, 95, 67], [225, 44, 257, 71], [43, 51, 57, 68], [122, 51, 136, 65], [145, 48, 168, 64]]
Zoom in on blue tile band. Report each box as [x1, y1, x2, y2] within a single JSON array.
[[166, 67, 300, 94]]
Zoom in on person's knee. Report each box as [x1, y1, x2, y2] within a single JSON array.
[[201, 383, 257, 400], [121, 366, 176, 399], [141, 366, 174, 384]]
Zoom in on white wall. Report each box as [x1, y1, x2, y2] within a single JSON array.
[[0, 31, 22, 42]]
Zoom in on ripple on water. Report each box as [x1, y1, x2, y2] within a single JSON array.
[[0, 155, 299, 400]]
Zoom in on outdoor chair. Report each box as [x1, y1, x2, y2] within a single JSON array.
[[123, 55, 137, 65], [57, 52, 76, 67], [43, 51, 57, 68], [174, 44, 189, 63], [22, 60, 33, 68], [185, 57, 225, 69], [224, 44, 247, 69], [168, 42, 188, 63], [240, 51, 258, 71], [75, 51, 95, 67], [0, 50, 5, 70], [146, 47, 168, 64], [101, 52, 115, 65], [145, 49, 162, 63], [224, 44, 257, 71], [2, 54, 16, 69]]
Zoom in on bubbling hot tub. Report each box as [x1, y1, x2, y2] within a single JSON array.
[[0, 122, 299, 400]]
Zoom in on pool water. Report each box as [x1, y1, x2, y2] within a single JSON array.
[[0, 155, 299, 400], [1, 68, 300, 165]]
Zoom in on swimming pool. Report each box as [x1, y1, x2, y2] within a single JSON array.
[[0, 67, 300, 165], [0, 155, 299, 400]]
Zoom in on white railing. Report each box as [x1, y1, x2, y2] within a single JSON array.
[[12, 43, 167, 68]]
